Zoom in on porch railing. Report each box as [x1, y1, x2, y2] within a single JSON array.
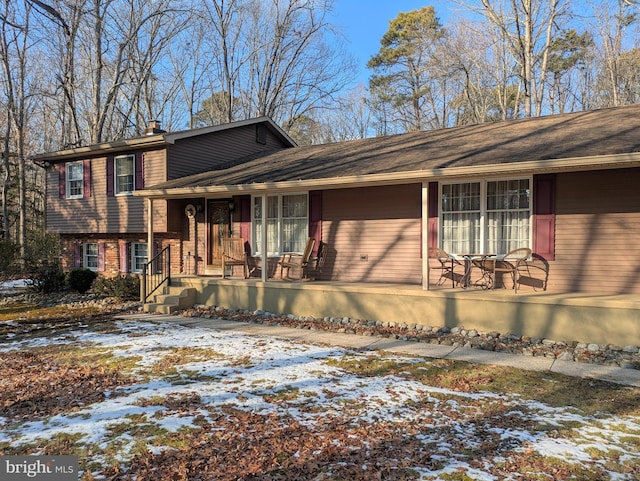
[[141, 245, 171, 303]]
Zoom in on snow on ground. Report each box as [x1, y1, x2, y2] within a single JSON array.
[[0, 279, 28, 294], [1, 319, 639, 479]]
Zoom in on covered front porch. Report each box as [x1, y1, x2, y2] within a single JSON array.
[[144, 276, 640, 347]]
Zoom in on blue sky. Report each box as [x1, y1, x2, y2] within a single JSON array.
[[330, 1, 459, 84]]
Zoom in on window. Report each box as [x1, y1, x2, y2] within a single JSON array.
[[83, 243, 98, 271], [131, 242, 148, 273], [441, 178, 531, 255], [66, 161, 83, 198], [252, 194, 308, 255], [115, 155, 135, 194]]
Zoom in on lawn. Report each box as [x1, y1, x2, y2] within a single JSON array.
[[0, 302, 639, 480]]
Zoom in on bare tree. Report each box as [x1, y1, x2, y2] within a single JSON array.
[[242, 0, 355, 131], [591, 0, 639, 107], [466, 0, 569, 117], [0, 0, 36, 266]]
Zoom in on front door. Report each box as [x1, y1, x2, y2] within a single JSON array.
[[208, 201, 230, 266]]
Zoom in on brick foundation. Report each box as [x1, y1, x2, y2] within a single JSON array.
[[59, 234, 183, 277]]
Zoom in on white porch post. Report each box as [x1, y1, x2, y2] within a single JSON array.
[[422, 182, 430, 291], [260, 194, 268, 282]]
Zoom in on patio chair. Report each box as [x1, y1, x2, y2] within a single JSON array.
[[491, 247, 531, 293], [428, 247, 463, 288], [279, 237, 315, 280], [221, 237, 249, 278]]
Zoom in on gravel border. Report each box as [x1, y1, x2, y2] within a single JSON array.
[[181, 304, 640, 370]]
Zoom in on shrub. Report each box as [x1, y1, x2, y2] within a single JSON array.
[[93, 275, 140, 300], [65, 268, 98, 293], [26, 263, 66, 293]]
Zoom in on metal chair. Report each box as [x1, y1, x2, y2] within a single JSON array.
[[491, 247, 531, 293], [428, 247, 463, 288], [221, 237, 249, 278]]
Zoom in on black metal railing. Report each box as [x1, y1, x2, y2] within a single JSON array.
[[141, 245, 171, 303]]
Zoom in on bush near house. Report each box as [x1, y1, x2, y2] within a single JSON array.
[[26, 263, 66, 293], [64, 268, 97, 294], [92, 275, 140, 300]]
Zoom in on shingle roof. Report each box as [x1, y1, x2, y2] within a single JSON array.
[[144, 105, 640, 192]]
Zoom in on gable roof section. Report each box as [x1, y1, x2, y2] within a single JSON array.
[[31, 117, 295, 163], [137, 105, 640, 198]]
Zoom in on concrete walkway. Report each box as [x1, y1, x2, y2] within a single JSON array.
[[118, 313, 640, 388]]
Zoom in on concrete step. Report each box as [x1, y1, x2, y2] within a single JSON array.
[[143, 287, 197, 314]]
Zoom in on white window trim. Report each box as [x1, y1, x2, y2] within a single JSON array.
[[66, 161, 84, 199], [131, 242, 148, 273], [83, 242, 98, 271], [439, 176, 533, 255], [251, 193, 309, 256], [115, 154, 135, 196]]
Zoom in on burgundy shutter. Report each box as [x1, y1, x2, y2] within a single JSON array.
[[83, 159, 91, 198], [238, 195, 251, 243], [106, 156, 114, 196], [73, 242, 82, 268], [119, 241, 130, 273], [97, 243, 106, 272], [427, 182, 439, 249], [309, 190, 322, 256], [533, 174, 556, 261], [59, 163, 66, 198], [135, 153, 144, 190]]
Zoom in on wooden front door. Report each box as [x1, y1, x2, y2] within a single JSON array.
[[208, 201, 230, 266]]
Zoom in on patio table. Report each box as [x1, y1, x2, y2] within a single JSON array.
[[457, 254, 498, 288]]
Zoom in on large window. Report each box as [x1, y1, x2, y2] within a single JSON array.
[[252, 194, 308, 255], [115, 155, 135, 195], [131, 242, 148, 273], [83, 243, 98, 271], [66, 161, 83, 198], [441, 179, 530, 255]]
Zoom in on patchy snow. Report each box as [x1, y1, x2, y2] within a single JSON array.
[[1, 319, 639, 479], [0, 279, 28, 294]]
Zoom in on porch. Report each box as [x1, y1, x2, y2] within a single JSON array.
[[145, 276, 640, 347]]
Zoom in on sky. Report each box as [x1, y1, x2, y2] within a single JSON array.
[[330, 1, 461, 84]]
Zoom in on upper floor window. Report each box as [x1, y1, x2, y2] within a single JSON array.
[[441, 178, 531, 256], [115, 154, 135, 195], [252, 194, 308, 255], [66, 161, 84, 198]]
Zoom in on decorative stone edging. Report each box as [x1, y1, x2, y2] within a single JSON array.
[[181, 305, 640, 370]]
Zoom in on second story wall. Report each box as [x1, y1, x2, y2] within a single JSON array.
[[46, 147, 168, 235], [166, 123, 292, 180]]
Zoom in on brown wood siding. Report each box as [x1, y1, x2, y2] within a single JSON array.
[[551, 168, 640, 293], [321, 184, 422, 284], [166, 124, 291, 180], [46, 147, 169, 234]]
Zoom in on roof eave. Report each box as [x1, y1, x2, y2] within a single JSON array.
[[31, 135, 167, 162], [134, 152, 640, 200]]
